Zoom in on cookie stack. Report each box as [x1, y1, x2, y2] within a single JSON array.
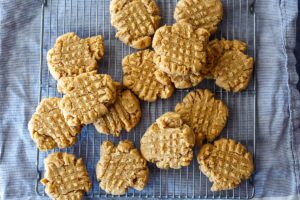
[[28, 0, 255, 198], [119, 0, 253, 96], [140, 89, 254, 191]]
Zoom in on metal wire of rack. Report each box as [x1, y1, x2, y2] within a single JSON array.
[[35, 0, 256, 199]]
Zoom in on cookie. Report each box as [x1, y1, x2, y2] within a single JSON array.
[[59, 71, 117, 126], [205, 39, 247, 76], [110, 0, 161, 49], [47, 32, 104, 80], [197, 138, 254, 191], [140, 112, 195, 169], [174, 0, 223, 34], [122, 50, 174, 101], [28, 98, 82, 151], [153, 22, 210, 76], [96, 140, 149, 195], [211, 50, 254, 92], [175, 89, 228, 147], [94, 86, 141, 137], [41, 152, 92, 200]]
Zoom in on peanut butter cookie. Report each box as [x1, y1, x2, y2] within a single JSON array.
[[153, 22, 210, 76], [28, 98, 81, 151], [174, 0, 223, 34], [122, 50, 174, 101], [59, 71, 117, 126], [175, 89, 228, 147], [197, 138, 254, 191], [96, 140, 149, 195], [205, 39, 247, 76], [41, 152, 91, 200], [110, 0, 161, 49], [47, 32, 104, 80], [212, 50, 254, 92], [94, 84, 141, 137], [140, 112, 195, 169]]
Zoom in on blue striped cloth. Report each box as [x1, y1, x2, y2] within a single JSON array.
[[0, 0, 299, 199]]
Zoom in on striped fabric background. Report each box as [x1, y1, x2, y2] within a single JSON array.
[[0, 0, 299, 199]]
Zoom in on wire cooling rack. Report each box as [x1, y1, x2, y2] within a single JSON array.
[[35, 0, 256, 199]]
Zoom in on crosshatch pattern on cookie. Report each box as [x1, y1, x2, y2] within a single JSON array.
[[140, 112, 195, 169], [197, 138, 254, 191], [122, 50, 174, 102], [212, 50, 254, 92], [174, 0, 223, 34], [59, 72, 117, 126], [175, 89, 228, 147], [47, 32, 104, 80], [153, 22, 210, 76], [96, 140, 149, 195], [41, 152, 92, 200], [28, 98, 82, 151], [110, 0, 161, 49], [205, 39, 247, 75], [94, 89, 141, 137]]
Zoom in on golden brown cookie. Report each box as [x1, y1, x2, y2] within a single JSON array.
[[94, 87, 141, 137], [59, 71, 117, 126], [175, 89, 228, 147], [47, 32, 104, 80], [174, 0, 223, 34], [211, 50, 254, 92], [140, 112, 195, 169], [153, 22, 210, 76], [41, 152, 92, 200], [96, 140, 149, 195], [205, 39, 247, 76], [110, 0, 161, 49], [122, 50, 174, 101], [28, 98, 82, 151], [197, 138, 254, 191]]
